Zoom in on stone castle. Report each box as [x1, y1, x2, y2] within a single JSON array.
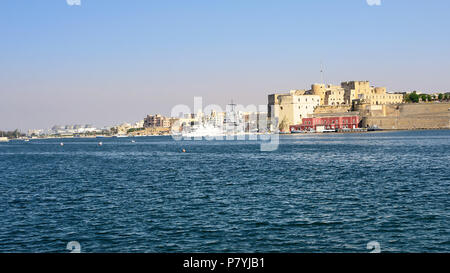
[[269, 80, 404, 131]]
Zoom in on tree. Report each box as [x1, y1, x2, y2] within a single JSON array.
[[409, 91, 419, 103], [127, 127, 144, 133], [404, 93, 411, 103], [110, 127, 118, 135], [438, 93, 443, 100], [427, 95, 432, 102], [0, 129, 24, 139]]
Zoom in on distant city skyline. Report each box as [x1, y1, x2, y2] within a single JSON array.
[[1, 0, 450, 131]]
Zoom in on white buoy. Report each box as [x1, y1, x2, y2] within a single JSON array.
[[98, 142, 103, 146], [60, 142, 64, 146], [131, 140, 136, 143]]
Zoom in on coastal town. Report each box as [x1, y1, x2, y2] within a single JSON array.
[[2, 0, 450, 257], [1, 80, 450, 142]]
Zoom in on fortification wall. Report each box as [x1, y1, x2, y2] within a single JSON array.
[[314, 105, 352, 114], [360, 103, 450, 130]]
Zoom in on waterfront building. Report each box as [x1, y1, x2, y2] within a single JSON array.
[[112, 123, 132, 135], [27, 129, 44, 137], [176, 116, 196, 130], [203, 110, 226, 127], [133, 120, 144, 128], [47, 124, 99, 135], [268, 90, 320, 132], [341, 81, 403, 105], [290, 114, 360, 132], [324, 88, 346, 106], [303, 81, 404, 106], [310, 84, 346, 106], [144, 114, 171, 128]]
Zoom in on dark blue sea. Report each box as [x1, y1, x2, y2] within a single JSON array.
[[0, 130, 449, 253]]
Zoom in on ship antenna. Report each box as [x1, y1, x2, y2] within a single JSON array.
[[320, 61, 325, 85]]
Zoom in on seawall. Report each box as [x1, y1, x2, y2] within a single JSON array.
[[358, 103, 450, 130]]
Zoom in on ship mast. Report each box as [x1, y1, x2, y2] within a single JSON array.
[[229, 99, 236, 113], [320, 61, 325, 85], [226, 99, 237, 125]]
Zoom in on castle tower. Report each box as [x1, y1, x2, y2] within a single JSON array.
[[311, 84, 326, 105]]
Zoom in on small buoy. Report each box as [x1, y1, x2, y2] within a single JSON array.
[[131, 140, 135, 143], [98, 142, 103, 146], [60, 142, 64, 146], [182, 148, 186, 153]]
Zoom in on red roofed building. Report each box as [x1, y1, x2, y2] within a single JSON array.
[[290, 115, 360, 132]]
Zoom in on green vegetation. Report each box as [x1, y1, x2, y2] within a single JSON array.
[[405, 91, 419, 103], [127, 127, 145, 133], [83, 130, 111, 136], [110, 127, 119, 135], [0, 129, 25, 139], [405, 91, 449, 103]]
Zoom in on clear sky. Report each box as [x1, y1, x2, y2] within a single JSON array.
[[1, 0, 449, 131]]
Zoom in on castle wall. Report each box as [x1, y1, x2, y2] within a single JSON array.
[[360, 103, 450, 130], [314, 105, 352, 114]]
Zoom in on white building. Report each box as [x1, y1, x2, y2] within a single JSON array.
[[268, 90, 320, 132]]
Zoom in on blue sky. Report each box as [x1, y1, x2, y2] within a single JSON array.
[[1, 0, 450, 130]]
